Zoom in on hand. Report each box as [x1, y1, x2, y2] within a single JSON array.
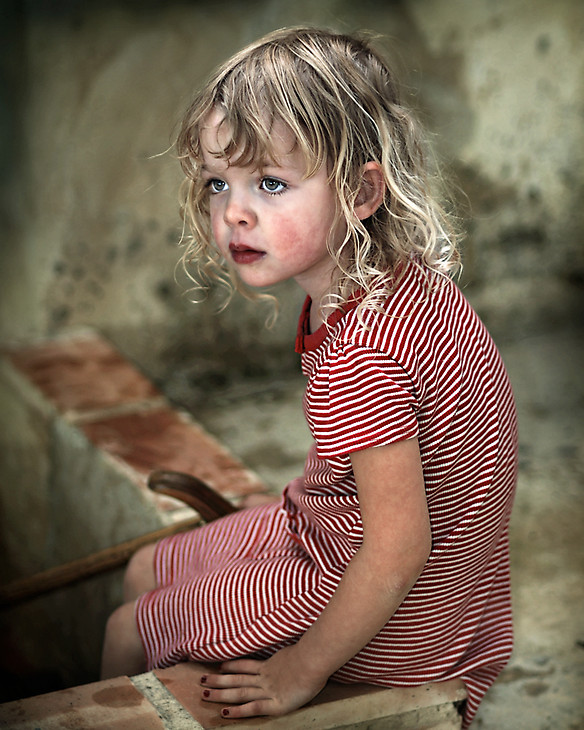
[[200, 645, 328, 719]]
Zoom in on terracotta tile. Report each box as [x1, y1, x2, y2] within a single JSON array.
[[80, 407, 267, 499], [0, 675, 165, 729], [154, 662, 466, 729], [7, 334, 160, 414], [155, 663, 226, 728]]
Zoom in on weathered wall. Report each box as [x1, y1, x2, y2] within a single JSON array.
[[1, 0, 582, 391]]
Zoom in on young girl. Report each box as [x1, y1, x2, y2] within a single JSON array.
[[101, 27, 517, 728]]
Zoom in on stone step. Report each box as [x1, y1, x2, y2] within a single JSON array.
[[0, 662, 467, 729]]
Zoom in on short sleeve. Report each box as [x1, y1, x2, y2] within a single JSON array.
[[304, 342, 419, 458]]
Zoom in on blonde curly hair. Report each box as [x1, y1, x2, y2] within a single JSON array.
[[176, 26, 460, 318]]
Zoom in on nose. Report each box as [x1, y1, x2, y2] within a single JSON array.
[[223, 192, 257, 228]]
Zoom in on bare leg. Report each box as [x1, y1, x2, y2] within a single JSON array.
[[100, 543, 158, 679], [100, 601, 146, 679], [123, 543, 157, 602]]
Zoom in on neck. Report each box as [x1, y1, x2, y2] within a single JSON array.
[[296, 270, 340, 334], [309, 303, 323, 334], [309, 295, 337, 333]]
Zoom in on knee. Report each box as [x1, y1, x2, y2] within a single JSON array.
[[103, 601, 139, 653], [123, 543, 157, 602], [102, 601, 146, 679]]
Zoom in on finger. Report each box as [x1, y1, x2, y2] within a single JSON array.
[[220, 658, 263, 675], [220, 700, 277, 720], [202, 671, 261, 690], [201, 686, 268, 706]]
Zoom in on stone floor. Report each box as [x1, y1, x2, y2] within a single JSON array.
[[188, 326, 584, 730]]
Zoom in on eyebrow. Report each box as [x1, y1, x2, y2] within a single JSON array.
[[200, 157, 287, 174], [200, 160, 227, 173]]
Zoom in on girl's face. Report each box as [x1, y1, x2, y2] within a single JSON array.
[[200, 109, 343, 304]]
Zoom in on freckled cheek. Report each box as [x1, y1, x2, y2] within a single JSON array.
[[272, 226, 300, 256], [273, 216, 330, 260]]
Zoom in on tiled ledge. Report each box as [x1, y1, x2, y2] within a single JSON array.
[[0, 675, 171, 730], [4, 330, 266, 507], [0, 661, 467, 729], [150, 663, 467, 729]]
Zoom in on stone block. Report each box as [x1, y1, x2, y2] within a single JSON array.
[[0, 675, 166, 730], [154, 662, 467, 730]]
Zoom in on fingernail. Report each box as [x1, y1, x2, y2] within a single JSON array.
[[203, 689, 210, 698], [200, 675, 207, 684], [222, 709, 230, 717]]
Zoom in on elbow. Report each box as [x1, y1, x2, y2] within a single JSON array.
[[394, 559, 427, 600], [415, 530, 432, 574], [362, 537, 430, 600], [408, 530, 432, 582], [410, 557, 429, 588], [399, 543, 430, 594], [390, 533, 432, 596]]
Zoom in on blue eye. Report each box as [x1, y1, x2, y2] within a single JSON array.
[[207, 179, 228, 193], [261, 177, 286, 194]]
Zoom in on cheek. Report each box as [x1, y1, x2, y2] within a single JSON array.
[[209, 206, 226, 245], [211, 218, 221, 242], [273, 215, 302, 250], [274, 213, 331, 257]]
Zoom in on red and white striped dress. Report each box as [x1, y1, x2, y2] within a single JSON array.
[[136, 262, 517, 728]]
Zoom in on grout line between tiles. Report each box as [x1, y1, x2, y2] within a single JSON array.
[[64, 396, 169, 424], [131, 672, 205, 730]]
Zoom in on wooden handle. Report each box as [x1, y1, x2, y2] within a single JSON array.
[[148, 470, 238, 522], [1, 470, 237, 609], [0, 517, 201, 609]]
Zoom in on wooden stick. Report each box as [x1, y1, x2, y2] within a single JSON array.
[[0, 471, 240, 609], [0, 517, 201, 609], [148, 470, 239, 521]]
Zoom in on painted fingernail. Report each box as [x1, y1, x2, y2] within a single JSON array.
[[222, 709, 230, 717], [200, 675, 207, 684], [203, 689, 210, 698]]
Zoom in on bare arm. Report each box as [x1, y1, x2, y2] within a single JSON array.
[[202, 437, 431, 718]]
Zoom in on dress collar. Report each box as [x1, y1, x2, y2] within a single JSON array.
[[295, 263, 410, 353], [295, 295, 360, 354]]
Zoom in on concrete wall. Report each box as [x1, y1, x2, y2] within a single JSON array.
[[1, 0, 583, 388], [0, 329, 267, 695]]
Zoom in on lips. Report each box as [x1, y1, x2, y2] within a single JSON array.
[[229, 242, 265, 265]]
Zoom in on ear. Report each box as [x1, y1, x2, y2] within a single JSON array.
[[354, 161, 385, 221]]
